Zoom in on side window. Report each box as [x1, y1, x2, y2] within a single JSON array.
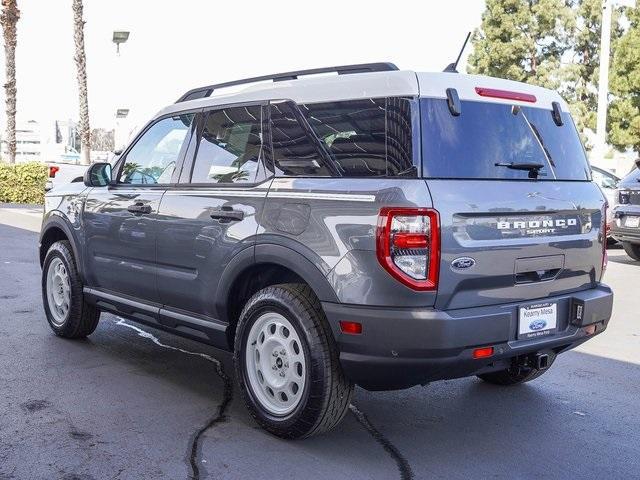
[[191, 105, 265, 184], [119, 114, 193, 185], [596, 169, 618, 189], [269, 102, 332, 177], [300, 97, 415, 177]]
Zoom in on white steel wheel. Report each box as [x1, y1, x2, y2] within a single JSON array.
[[45, 257, 71, 326], [245, 311, 307, 416]]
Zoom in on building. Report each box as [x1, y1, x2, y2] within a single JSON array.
[[1, 119, 81, 164]]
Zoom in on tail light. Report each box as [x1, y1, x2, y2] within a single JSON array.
[[618, 189, 630, 205], [49, 166, 59, 178], [376, 207, 440, 291], [601, 202, 608, 280]]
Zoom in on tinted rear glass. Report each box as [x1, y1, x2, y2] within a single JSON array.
[[620, 168, 640, 187], [300, 97, 416, 177], [420, 99, 590, 180]]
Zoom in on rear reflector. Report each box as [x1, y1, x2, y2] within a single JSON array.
[[472, 347, 494, 359], [339, 321, 362, 335], [475, 87, 536, 103]]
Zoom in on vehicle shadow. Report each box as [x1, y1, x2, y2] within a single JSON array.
[[23, 310, 640, 480], [349, 351, 640, 479]]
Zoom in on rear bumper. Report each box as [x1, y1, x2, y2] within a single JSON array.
[[610, 208, 640, 243], [611, 227, 640, 244], [322, 284, 613, 390]]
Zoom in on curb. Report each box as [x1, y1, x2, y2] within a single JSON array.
[[0, 203, 43, 209]]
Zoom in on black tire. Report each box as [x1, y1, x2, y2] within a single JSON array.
[[477, 354, 555, 386], [234, 283, 354, 439], [41, 240, 100, 338], [622, 241, 640, 261]]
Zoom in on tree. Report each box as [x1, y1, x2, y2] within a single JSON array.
[[467, 0, 575, 90], [561, 0, 623, 147], [468, 0, 626, 150], [73, 0, 91, 165], [1, 0, 19, 165], [608, 3, 640, 153], [90, 128, 114, 151]]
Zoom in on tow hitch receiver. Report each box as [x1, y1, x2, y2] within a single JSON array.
[[535, 353, 550, 370]]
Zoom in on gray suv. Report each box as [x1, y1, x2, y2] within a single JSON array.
[[39, 63, 613, 439]]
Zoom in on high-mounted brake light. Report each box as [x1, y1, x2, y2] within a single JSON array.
[[475, 87, 537, 103], [376, 207, 440, 291]]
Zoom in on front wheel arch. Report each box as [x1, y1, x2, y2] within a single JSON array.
[[40, 216, 82, 277]]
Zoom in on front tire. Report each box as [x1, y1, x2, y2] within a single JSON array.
[[622, 241, 640, 261], [42, 240, 100, 338], [234, 283, 354, 439]]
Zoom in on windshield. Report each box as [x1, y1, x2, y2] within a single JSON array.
[[420, 99, 590, 181]]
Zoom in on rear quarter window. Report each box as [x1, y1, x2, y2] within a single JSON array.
[[299, 97, 417, 177]]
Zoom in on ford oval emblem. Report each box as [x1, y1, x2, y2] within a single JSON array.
[[451, 257, 476, 270], [529, 319, 547, 331]]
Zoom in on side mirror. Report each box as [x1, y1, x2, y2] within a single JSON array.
[[83, 162, 112, 187]]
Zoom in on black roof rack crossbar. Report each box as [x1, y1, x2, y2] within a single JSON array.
[[175, 62, 399, 103]]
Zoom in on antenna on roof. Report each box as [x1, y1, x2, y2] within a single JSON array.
[[443, 32, 471, 73]]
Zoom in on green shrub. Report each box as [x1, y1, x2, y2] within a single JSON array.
[[0, 162, 48, 204]]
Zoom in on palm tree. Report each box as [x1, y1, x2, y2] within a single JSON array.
[[1, 0, 19, 165], [72, 0, 91, 165]]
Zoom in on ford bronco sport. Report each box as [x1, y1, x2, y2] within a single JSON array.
[[40, 63, 613, 439]]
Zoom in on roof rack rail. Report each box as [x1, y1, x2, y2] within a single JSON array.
[[175, 62, 399, 103]]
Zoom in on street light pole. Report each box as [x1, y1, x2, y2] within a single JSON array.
[[595, 0, 612, 159], [112, 30, 130, 150]]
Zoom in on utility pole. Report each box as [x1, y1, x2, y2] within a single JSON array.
[[595, 0, 612, 160]]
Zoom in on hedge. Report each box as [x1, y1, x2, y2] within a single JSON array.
[[0, 162, 48, 204]]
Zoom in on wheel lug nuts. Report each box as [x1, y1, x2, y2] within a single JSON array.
[[279, 371, 285, 377], [272, 365, 277, 370], [280, 349, 285, 355]]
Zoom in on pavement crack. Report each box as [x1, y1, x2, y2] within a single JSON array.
[[113, 318, 233, 480], [349, 404, 414, 480]]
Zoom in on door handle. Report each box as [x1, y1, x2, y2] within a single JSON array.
[[210, 206, 244, 222], [127, 202, 152, 214]]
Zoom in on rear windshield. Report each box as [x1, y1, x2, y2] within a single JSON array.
[[420, 99, 590, 181], [620, 167, 640, 187]]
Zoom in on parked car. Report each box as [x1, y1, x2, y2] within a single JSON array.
[[45, 162, 89, 192], [610, 162, 640, 260], [591, 165, 621, 241], [39, 63, 613, 439]]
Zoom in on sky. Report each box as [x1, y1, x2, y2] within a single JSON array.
[[1, 0, 486, 136]]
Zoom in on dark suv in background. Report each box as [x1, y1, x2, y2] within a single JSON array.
[[611, 161, 640, 260], [39, 63, 613, 439]]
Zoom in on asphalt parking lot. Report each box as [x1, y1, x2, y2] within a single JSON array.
[[1, 210, 639, 480]]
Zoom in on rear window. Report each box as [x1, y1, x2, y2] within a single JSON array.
[[420, 99, 590, 181], [620, 167, 640, 187]]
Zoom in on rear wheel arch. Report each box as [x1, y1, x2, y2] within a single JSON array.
[[218, 244, 339, 349]]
